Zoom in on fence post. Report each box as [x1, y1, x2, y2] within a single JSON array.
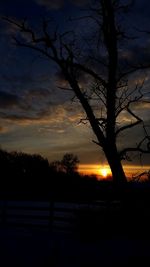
[[1, 200, 7, 227], [49, 200, 54, 232]]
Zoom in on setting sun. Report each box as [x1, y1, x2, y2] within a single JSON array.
[[100, 168, 108, 178], [98, 166, 112, 179], [78, 164, 112, 179]]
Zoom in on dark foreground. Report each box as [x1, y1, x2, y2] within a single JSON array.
[[1, 226, 150, 267], [0, 195, 150, 267]]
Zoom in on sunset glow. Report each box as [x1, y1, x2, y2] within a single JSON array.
[[100, 168, 109, 178], [79, 164, 150, 180], [78, 164, 112, 178], [0, 0, 149, 184]]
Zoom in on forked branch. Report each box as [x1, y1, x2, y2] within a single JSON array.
[[119, 129, 150, 160]]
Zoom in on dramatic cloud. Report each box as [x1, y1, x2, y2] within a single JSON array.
[[0, 0, 149, 169]]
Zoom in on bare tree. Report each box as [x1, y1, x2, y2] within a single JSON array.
[[3, 0, 150, 186], [61, 153, 79, 174], [50, 153, 79, 174]]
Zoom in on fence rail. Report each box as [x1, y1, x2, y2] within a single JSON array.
[[0, 199, 121, 233]]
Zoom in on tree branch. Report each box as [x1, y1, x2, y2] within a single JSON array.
[[116, 119, 142, 136], [73, 63, 107, 88], [3, 17, 60, 62], [115, 81, 144, 118], [116, 105, 143, 136], [57, 86, 73, 91], [13, 37, 56, 61], [120, 134, 150, 161]]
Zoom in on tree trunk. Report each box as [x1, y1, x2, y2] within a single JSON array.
[[104, 143, 127, 186]]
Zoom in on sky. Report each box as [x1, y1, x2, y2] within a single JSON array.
[[0, 0, 150, 177]]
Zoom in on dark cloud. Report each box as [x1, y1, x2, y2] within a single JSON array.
[[0, 112, 43, 122], [35, 0, 64, 9], [55, 68, 91, 89], [121, 43, 150, 66], [0, 91, 20, 108], [70, 0, 88, 6], [0, 87, 54, 122], [34, 0, 88, 9], [0, 0, 149, 169], [0, 103, 53, 121], [25, 88, 51, 99], [1, 73, 36, 85]]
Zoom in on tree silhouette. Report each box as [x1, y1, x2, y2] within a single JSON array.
[[0, 149, 50, 192], [50, 153, 79, 175], [61, 153, 79, 174], [49, 160, 63, 173], [3, 0, 150, 186]]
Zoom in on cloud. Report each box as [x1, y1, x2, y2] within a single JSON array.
[[34, 0, 88, 9], [0, 87, 55, 123], [69, 0, 88, 6], [55, 68, 91, 92], [0, 126, 8, 134], [24, 88, 52, 107], [118, 39, 150, 74], [0, 90, 84, 131], [35, 0, 64, 9], [0, 91, 20, 108], [1, 72, 44, 87], [133, 101, 150, 111]]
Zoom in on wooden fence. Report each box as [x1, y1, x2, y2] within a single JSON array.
[[0, 199, 121, 233]]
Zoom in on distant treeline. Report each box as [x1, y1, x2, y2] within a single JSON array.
[[0, 149, 80, 178], [0, 149, 102, 200], [0, 149, 150, 201]]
